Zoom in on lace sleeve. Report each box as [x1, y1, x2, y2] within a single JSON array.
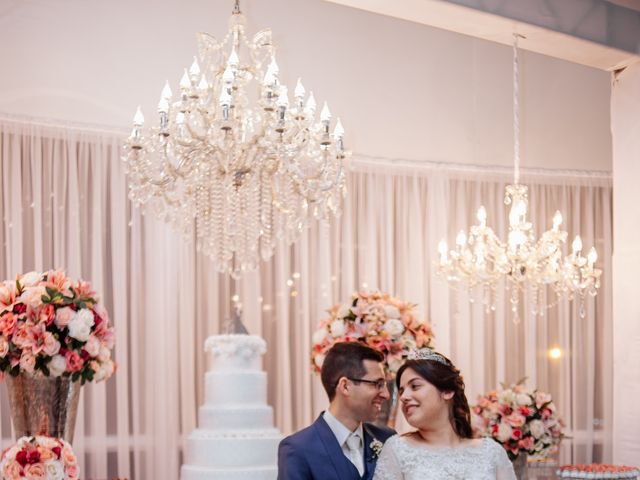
[[372, 435, 403, 480], [486, 440, 517, 480]]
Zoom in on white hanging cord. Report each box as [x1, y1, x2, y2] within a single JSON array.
[[513, 33, 521, 185]]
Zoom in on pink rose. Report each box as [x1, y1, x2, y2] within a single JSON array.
[[518, 436, 534, 451], [65, 351, 83, 372], [506, 412, 526, 428], [12, 322, 34, 349], [1, 459, 23, 480], [0, 312, 17, 337], [511, 428, 523, 440], [42, 332, 61, 357], [24, 463, 46, 480], [61, 446, 77, 466], [54, 307, 75, 329], [65, 463, 79, 479], [0, 336, 9, 357], [44, 270, 70, 294], [19, 352, 36, 373]]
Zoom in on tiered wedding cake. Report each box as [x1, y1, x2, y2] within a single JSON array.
[[181, 334, 281, 480]]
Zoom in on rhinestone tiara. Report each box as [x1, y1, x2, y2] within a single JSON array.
[[407, 347, 448, 365]]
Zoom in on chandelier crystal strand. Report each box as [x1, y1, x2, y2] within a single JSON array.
[[436, 34, 602, 321], [124, 1, 347, 278]]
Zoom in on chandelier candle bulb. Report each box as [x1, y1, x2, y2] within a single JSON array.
[[587, 247, 597, 265], [227, 48, 239, 68], [133, 106, 144, 126], [438, 239, 448, 264], [552, 210, 563, 230], [161, 81, 173, 100], [456, 230, 467, 248], [189, 56, 201, 81], [305, 91, 317, 115], [179, 69, 191, 92], [572, 235, 583, 254], [477, 206, 487, 226]]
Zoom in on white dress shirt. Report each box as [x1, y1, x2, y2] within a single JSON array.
[[323, 410, 365, 475]]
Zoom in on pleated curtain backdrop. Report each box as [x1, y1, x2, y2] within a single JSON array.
[[0, 119, 612, 478]]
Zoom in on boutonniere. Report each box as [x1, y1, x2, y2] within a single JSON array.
[[369, 439, 383, 459]]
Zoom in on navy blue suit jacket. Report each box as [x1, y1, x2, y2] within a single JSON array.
[[277, 414, 396, 480]]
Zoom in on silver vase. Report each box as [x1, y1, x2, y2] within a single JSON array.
[[4, 373, 81, 443], [511, 452, 528, 480]]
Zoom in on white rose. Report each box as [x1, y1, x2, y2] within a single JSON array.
[[84, 335, 101, 357], [383, 305, 401, 319], [529, 419, 545, 439], [68, 318, 91, 342], [76, 308, 95, 328], [382, 318, 404, 337], [97, 345, 111, 362], [17, 285, 46, 309], [516, 393, 531, 406], [49, 355, 67, 377], [312, 329, 328, 345], [329, 320, 346, 337], [496, 422, 513, 442], [337, 304, 351, 319], [313, 353, 325, 369], [498, 390, 515, 405], [19, 271, 41, 288], [94, 360, 115, 382], [44, 460, 64, 480]]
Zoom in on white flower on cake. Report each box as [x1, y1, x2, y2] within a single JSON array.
[[516, 393, 530, 406], [382, 318, 404, 337], [204, 334, 267, 357]]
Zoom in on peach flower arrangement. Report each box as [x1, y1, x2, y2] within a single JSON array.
[[0, 270, 115, 384], [311, 291, 434, 376], [0, 436, 78, 480]]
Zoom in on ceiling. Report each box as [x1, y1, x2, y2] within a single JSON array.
[[324, 0, 640, 71]]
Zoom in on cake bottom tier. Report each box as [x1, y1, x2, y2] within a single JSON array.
[[181, 465, 277, 480], [184, 429, 281, 468]]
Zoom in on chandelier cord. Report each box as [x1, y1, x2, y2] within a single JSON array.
[[233, 0, 241, 14], [513, 33, 521, 185]]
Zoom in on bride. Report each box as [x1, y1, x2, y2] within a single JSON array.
[[373, 348, 516, 480]]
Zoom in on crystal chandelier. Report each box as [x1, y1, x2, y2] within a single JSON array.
[[436, 35, 601, 320], [124, 1, 347, 278]]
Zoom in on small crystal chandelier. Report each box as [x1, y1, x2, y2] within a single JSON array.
[[436, 35, 601, 320], [124, 1, 347, 278]]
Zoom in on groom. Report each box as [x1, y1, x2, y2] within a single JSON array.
[[277, 342, 395, 479]]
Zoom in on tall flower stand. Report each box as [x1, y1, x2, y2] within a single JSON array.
[[5, 373, 81, 443]]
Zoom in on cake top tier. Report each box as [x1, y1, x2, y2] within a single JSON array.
[[204, 334, 266, 371]]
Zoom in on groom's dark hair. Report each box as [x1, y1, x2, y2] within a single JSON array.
[[321, 342, 384, 401]]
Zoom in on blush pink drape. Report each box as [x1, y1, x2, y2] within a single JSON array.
[[0, 119, 612, 478]]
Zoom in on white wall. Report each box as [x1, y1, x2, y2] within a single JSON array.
[[0, 0, 611, 171], [611, 60, 640, 464]]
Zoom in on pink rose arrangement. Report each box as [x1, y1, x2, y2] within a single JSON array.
[[311, 291, 434, 375], [0, 270, 115, 384], [472, 381, 564, 460], [0, 435, 78, 480]]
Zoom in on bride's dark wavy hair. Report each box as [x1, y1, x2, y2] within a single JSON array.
[[396, 353, 473, 439]]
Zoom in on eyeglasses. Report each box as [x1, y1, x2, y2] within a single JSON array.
[[346, 377, 387, 390]]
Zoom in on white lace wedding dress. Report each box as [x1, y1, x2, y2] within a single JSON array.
[[373, 435, 517, 480]]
